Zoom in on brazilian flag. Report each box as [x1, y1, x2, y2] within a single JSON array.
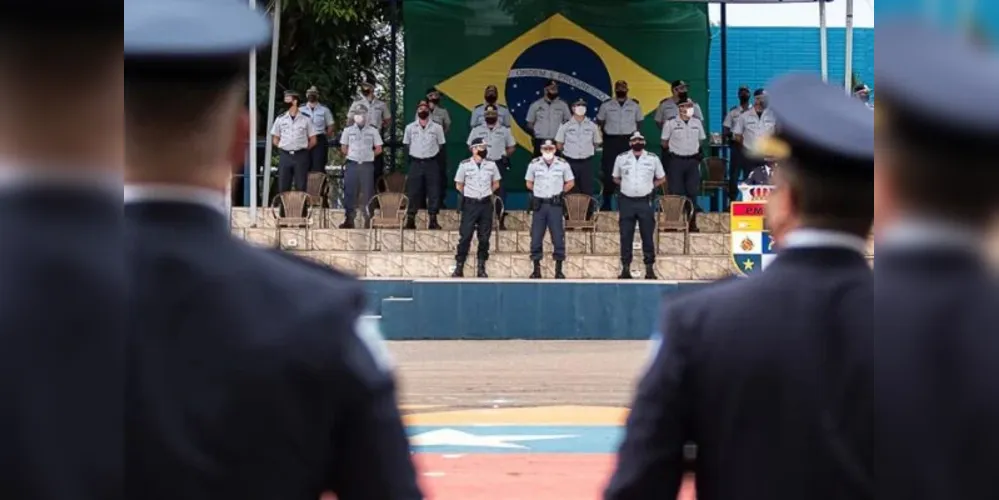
[[403, 0, 710, 192]]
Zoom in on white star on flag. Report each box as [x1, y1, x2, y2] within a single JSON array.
[[409, 429, 577, 449]]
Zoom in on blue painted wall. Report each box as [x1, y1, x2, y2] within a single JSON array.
[[876, 0, 999, 40], [706, 27, 875, 132]]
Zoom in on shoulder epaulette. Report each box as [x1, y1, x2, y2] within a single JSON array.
[[646, 151, 658, 158], [617, 150, 632, 157], [659, 97, 669, 104], [632, 98, 640, 105], [601, 99, 611, 104], [497, 104, 509, 109]]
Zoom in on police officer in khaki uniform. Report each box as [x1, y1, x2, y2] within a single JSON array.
[[613, 132, 666, 280], [597, 80, 643, 210], [661, 99, 706, 232], [526, 79, 571, 157], [302, 86, 335, 173], [723, 85, 754, 203], [423, 88, 452, 207], [271, 90, 317, 193], [654, 80, 704, 127], [555, 98, 602, 197], [469, 85, 513, 128], [467, 105, 516, 229], [452, 138, 502, 279], [403, 99, 446, 230], [348, 81, 391, 195], [339, 105, 384, 228], [526, 140, 574, 279]]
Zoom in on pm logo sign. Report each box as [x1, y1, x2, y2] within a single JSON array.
[[730, 201, 775, 276]]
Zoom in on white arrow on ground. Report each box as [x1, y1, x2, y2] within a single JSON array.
[[409, 429, 578, 449]]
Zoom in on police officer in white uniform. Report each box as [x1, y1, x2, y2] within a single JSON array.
[[525, 140, 574, 279], [452, 138, 502, 279], [597, 80, 643, 210], [271, 90, 317, 193], [348, 81, 391, 196], [614, 132, 666, 280], [339, 105, 384, 228], [661, 99, 707, 232], [403, 99, 446, 230], [723, 85, 754, 203], [526, 79, 571, 157], [469, 84, 513, 128], [732, 88, 777, 174], [556, 98, 602, 198], [302, 86, 335, 173], [467, 105, 516, 229], [654, 80, 704, 128], [422, 88, 452, 208]]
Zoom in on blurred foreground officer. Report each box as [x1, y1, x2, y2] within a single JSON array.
[[526, 140, 574, 279], [606, 74, 874, 500], [661, 99, 707, 232], [123, 2, 421, 499], [403, 99, 446, 230], [452, 138, 501, 278], [0, 6, 123, 500], [874, 20, 999, 500], [597, 80, 643, 210], [613, 132, 665, 280], [302, 86, 335, 173], [556, 98, 602, 198]]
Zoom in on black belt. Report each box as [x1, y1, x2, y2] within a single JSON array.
[[620, 193, 654, 201], [670, 153, 699, 160], [605, 134, 633, 138], [410, 156, 436, 161], [534, 196, 559, 204], [565, 156, 593, 161], [462, 196, 492, 204], [280, 149, 305, 155]]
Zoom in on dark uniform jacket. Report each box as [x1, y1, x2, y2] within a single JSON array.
[[124, 197, 422, 500], [744, 165, 773, 185], [606, 241, 873, 500], [0, 185, 124, 500], [876, 236, 999, 500]]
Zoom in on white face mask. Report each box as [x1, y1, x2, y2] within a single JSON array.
[[353, 115, 365, 126], [682, 108, 693, 118], [573, 106, 586, 116], [542, 152, 555, 161]]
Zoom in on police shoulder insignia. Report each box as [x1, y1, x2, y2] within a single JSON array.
[[632, 98, 640, 105], [353, 316, 393, 373], [617, 150, 632, 157], [646, 151, 658, 157]]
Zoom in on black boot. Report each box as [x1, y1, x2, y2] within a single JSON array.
[[688, 211, 700, 233], [554, 261, 566, 279], [452, 260, 465, 278], [476, 259, 488, 278], [529, 260, 542, 279], [499, 213, 507, 231], [338, 216, 355, 229], [428, 214, 442, 230], [618, 264, 632, 279], [645, 264, 657, 280], [404, 215, 417, 230]]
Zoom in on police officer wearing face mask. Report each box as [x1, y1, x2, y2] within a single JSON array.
[[452, 138, 502, 279], [724, 85, 754, 204], [420, 88, 452, 208], [613, 132, 666, 280], [556, 98, 602, 198], [597, 80, 643, 210], [338, 105, 384, 228], [467, 104, 516, 229], [655, 80, 704, 128], [526, 80, 572, 157], [348, 81, 391, 192], [732, 88, 777, 179], [661, 99, 707, 232], [403, 100, 446, 230], [743, 158, 776, 186], [302, 86, 335, 173], [526, 140, 575, 279], [271, 90, 318, 193], [469, 85, 512, 128]]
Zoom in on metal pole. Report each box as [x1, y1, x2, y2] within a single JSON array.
[[388, 0, 398, 174], [819, 0, 828, 82], [247, 0, 258, 223], [261, 0, 282, 208], [844, 0, 854, 95], [720, 3, 728, 129]]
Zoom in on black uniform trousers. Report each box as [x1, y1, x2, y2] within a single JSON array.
[[728, 146, 760, 202], [309, 134, 328, 173], [278, 149, 309, 194], [606, 248, 873, 500], [455, 196, 493, 262], [566, 156, 595, 197], [530, 197, 566, 262], [601, 134, 630, 209], [405, 157, 441, 216], [667, 154, 701, 215], [436, 148, 449, 207], [618, 194, 656, 265]]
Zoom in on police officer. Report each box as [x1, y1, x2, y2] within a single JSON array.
[[743, 158, 776, 186], [723, 85, 754, 203], [452, 138, 502, 278], [875, 20, 999, 500], [613, 132, 665, 280], [403, 99, 446, 230], [339, 104, 384, 228], [853, 84, 873, 109], [423, 88, 452, 207], [526, 140, 574, 279], [605, 73, 874, 500], [597, 80, 643, 210], [732, 88, 777, 174], [526, 79, 571, 157], [467, 104, 516, 229], [469, 84, 513, 128], [654, 80, 704, 128], [124, 1, 422, 499], [271, 90, 317, 193], [348, 81, 391, 192], [556, 98, 602, 198], [302, 86, 335, 173], [1, 5, 121, 498], [661, 99, 707, 232]]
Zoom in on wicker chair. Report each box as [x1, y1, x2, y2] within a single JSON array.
[[367, 192, 409, 250], [304, 172, 331, 227], [377, 172, 407, 193], [490, 196, 505, 247], [563, 193, 599, 252], [701, 156, 728, 211], [656, 194, 692, 254], [271, 191, 314, 247]]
